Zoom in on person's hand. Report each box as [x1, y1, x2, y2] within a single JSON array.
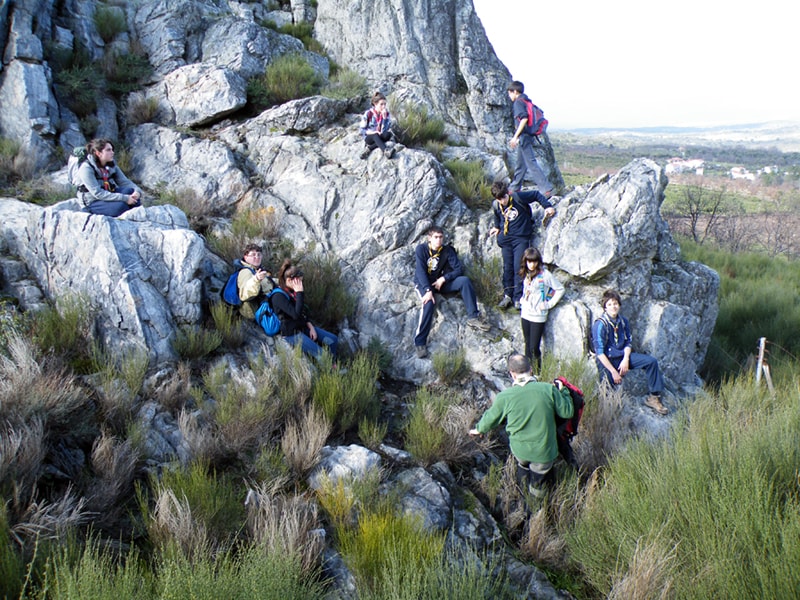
[[468, 428, 481, 436], [611, 368, 623, 384], [308, 323, 317, 341], [488, 227, 499, 237], [421, 290, 435, 305], [509, 137, 519, 149], [432, 276, 445, 291], [619, 358, 630, 377], [544, 207, 556, 217], [255, 269, 267, 281], [127, 194, 138, 206], [291, 276, 304, 292]]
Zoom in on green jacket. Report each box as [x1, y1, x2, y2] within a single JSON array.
[[476, 380, 573, 464]]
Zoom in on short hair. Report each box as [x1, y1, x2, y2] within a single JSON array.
[[601, 289, 622, 308], [242, 243, 263, 257], [427, 225, 444, 236], [507, 353, 531, 375], [491, 180, 509, 200], [507, 81, 524, 94], [371, 91, 386, 105]]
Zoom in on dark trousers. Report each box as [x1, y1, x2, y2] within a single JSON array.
[[521, 318, 546, 372], [87, 187, 140, 217], [364, 131, 392, 151], [499, 235, 530, 302], [596, 352, 664, 395], [414, 276, 479, 347]]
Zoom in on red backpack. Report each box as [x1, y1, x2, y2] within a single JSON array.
[[554, 376, 584, 442], [523, 98, 548, 137]]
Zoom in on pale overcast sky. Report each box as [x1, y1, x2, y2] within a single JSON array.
[[472, 0, 798, 129]]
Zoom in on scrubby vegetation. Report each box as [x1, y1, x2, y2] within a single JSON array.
[[247, 52, 324, 110]]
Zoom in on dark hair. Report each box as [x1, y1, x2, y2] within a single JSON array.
[[518, 247, 543, 278], [491, 180, 509, 200], [507, 353, 531, 375], [371, 91, 387, 106], [507, 81, 524, 94], [427, 225, 444, 236], [242, 243, 263, 258], [601, 289, 622, 309], [278, 258, 303, 289], [86, 138, 115, 159]]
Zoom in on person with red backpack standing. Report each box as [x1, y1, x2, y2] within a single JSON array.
[[506, 81, 553, 198]]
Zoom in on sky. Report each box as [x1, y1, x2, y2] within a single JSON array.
[[472, 0, 798, 130]]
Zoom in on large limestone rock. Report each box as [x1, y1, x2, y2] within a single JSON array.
[[162, 63, 247, 127]]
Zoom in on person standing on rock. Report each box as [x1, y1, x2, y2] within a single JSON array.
[[506, 80, 553, 197], [592, 289, 668, 415], [412, 226, 490, 358], [236, 243, 274, 320], [76, 139, 143, 217], [469, 353, 573, 501], [518, 247, 564, 373], [489, 181, 555, 310], [358, 91, 395, 160]]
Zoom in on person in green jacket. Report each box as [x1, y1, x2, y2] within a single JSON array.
[[470, 353, 573, 499]]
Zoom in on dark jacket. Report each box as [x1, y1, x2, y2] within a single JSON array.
[[492, 190, 553, 241], [592, 313, 633, 359], [413, 243, 463, 295], [270, 288, 309, 336]]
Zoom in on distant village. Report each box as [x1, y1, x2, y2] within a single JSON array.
[[664, 157, 782, 182]]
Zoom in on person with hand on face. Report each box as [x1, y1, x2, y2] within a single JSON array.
[[358, 91, 395, 160], [236, 243, 274, 320], [592, 289, 668, 415], [412, 226, 490, 358], [75, 139, 143, 217], [469, 353, 573, 501], [489, 181, 555, 310], [270, 259, 338, 359]]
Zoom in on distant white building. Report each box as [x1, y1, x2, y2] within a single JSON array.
[[665, 158, 705, 175], [730, 166, 756, 181]]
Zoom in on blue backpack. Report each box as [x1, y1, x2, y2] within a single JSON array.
[[254, 288, 290, 336], [220, 265, 255, 307]]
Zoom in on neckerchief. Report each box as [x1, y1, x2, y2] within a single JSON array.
[[602, 313, 620, 346], [512, 374, 538, 387], [501, 198, 514, 234], [101, 166, 111, 191], [369, 109, 385, 133], [426, 245, 442, 274]]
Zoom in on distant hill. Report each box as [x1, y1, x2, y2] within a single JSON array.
[[556, 121, 800, 153]]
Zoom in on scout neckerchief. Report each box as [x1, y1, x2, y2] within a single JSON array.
[[426, 244, 442, 274], [369, 109, 385, 133], [512, 374, 538, 387], [501, 196, 514, 234], [601, 313, 620, 346], [101, 166, 112, 191]]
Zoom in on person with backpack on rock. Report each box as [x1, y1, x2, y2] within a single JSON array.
[[358, 91, 395, 160], [489, 181, 555, 310], [506, 80, 553, 197], [74, 139, 143, 217], [235, 243, 275, 320], [413, 225, 491, 358], [270, 259, 338, 359], [592, 289, 668, 415], [469, 353, 573, 501], [518, 247, 564, 373]]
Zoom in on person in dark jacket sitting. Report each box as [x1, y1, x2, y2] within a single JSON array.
[[75, 139, 143, 217], [270, 258, 338, 359]]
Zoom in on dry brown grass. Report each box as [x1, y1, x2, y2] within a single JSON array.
[[573, 384, 628, 473], [177, 408, 224, 466], [281, 405, 331, 476], [87, 431, 138, 521], [12, 488, 88, 547], [153, 361, 193, 414], [149, 487, 209, 558], [0, 419, 46, 502], [608, 536, 677, 600], [440, 403, 484, 466], [519, 506, 568, 568]]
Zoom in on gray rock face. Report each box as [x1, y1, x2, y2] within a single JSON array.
[[162, 63, 247, 126]]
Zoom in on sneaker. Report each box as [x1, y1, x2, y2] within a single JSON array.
[[415, 345, 428, 359], [514, 299, 521, 310], [644, 394, 668, 415], [497, 295, 513, 309], [360, 147, 373, 160], [384, 147, 395, 159], [466, 317, 491, 332]]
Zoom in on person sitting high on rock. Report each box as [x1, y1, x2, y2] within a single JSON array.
[[75, 139, 143, 217]]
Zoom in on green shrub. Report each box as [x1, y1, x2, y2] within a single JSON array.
[[102, 50, 153, 96], [312, 353, 379, 434], [431, 347, 470, 384], [18, 176, 73, 206], [247, 53, 323, 109], [444, 159, 493, 209], [403, 388, 449, 465], [297, 251, 357, 330], [208, 206, 289, 264], [364, 336, 392, 374], [465, 254, 503, 306], [322, 67, 368, 100], [55, 64, 101, 117], [172, 325, 222, 360], [124, 91, 160, 126], [94, 6, 127, 43], [358, 417, 387, 450], [210, 301, 245, 348], [0, 137, 36, 188], [393, 101, 447, 148], [0, 506, 25, 600], [153, 186, 216, 234], [30, 294, 94, 367]]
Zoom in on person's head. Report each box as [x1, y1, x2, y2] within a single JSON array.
[[242, 243, 263, 268], [507, 80, 524, 101], [519, 247, 543, 277], [491, 180, 510, 203], [601, 289, 622, 317], [87, 139, 115, 166], [507, 353, 532, 378], [371, 91, 387, 111], [278, 258, 304, 291], [427, 225, 445, 250]]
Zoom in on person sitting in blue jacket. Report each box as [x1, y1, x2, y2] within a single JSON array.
[[592, 289, 668, 415]]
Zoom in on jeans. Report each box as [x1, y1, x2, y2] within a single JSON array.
[[414, 276, 480, 347], [87, 187, 140, 217], [510, 134, 553, 195], [498, 234, 530, 302], [596, 352, 664, 395], [284, 326, 338, 360]]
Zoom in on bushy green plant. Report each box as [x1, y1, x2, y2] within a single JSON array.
[[358, 416, 387, 449], [431, 347, 470, 384], [172, 325, 222, 360], [444, 159, 493, 209], [465, 254, 503, 306], [0, 137, 37, 189], [208, 206, 289, 264], [102, 50, 153, 96], [124, 91, 160, 126], [17, 177, 73, 206], [55, 64, 101, 117], [247, 53, 323, 109], [0, 505, 25, 600], [94, 5, 128, 43], [30, 294, 94, 370], [153, 185, 216, 234], [312, 353, 379, 434], [297, 251, 357, 330], [393, 101, 447, 148], [568, 373, 800, 598], [364, 336, 392, 374], [322, 67, 368, 100], [210, 301, 245, 348], [403, 388, 449, 465]]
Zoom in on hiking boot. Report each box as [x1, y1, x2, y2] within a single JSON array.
[[497, 295, 513, 309], [415, 345, 428, 359], [360, 146, 373, 160], [645, 394, 668, 415], [467, 316, 491, 332], [384, 147, 395, 159]]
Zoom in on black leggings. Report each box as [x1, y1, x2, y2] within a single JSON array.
[[364, 131, 392, 151], [521, 318, 546, 372]]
